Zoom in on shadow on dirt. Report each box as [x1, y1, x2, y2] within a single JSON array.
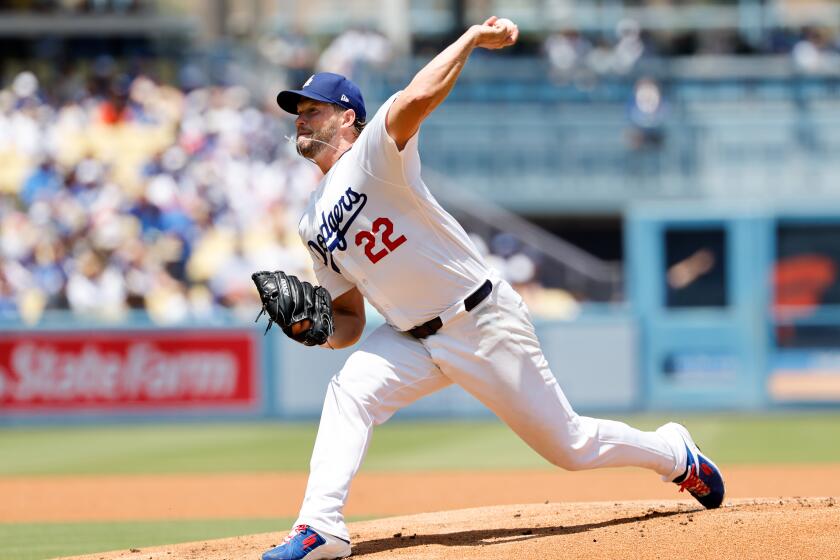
[[352, 508, 692, 556]]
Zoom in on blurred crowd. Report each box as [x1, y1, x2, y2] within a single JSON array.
[[0, 65, 582, 325], [259, 27, 394, 90], [543, 21, 840, 80], [0, 0, 143, 13], [543, 19, 647, 83], [0, 70, 322, 324]]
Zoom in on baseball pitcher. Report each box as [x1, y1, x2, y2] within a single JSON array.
[[252, 16, 724, 560]]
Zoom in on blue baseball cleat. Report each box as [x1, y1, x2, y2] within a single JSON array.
[[660, 422, 726, 509], [262, 524, 351, 560]]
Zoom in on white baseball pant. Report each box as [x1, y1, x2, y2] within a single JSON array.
[[294, 280, 687, 542]]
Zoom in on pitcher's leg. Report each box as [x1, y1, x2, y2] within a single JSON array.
[[427, 280, 685, 481], [295, 324, 449, 542]]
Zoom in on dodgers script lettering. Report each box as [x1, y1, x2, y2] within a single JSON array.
[[308, 187, 367, 273]]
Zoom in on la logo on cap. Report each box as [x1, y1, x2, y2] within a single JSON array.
[[303, 75, 314, 88]]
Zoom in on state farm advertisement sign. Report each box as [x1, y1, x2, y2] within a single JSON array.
[[0, 331, 259, 413]]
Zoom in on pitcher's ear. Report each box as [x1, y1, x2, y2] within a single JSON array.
[[341, 108, 357, 129]]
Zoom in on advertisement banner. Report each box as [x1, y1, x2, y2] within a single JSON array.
[[0, 330, 260, 413]]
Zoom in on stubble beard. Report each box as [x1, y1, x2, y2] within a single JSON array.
[[296, 120, 339, 159]]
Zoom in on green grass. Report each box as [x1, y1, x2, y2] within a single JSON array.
[[630, 412, 840, 465], [0, 518, 294, 560], [2, 413, 840, 476], [0, 423, 319, 476], [2, 414, 840, 560]]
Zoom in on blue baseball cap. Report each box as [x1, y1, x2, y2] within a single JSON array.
[[277, 72, 366, 122]]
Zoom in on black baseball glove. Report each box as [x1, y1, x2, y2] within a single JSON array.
[[251, 270, 334, 346]]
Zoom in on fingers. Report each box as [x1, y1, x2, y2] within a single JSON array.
[[474, 16, 518, 49], [508, 24, 520, 45], [290, 319, 312, 336], [494, 18, 518, 46]]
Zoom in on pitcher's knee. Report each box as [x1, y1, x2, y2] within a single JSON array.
[[331, 366, 394, 425], [547, 451, 590, 471], [329, 373, 367, 404]]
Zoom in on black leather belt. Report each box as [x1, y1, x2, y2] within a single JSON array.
[[408, 279, 493, 339]]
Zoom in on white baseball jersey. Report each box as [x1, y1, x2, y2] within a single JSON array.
[[298, 92, 489, 331], [290, 91, 686, 546]]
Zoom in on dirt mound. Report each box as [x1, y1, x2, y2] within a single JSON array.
[[58, 497, 839, 560]]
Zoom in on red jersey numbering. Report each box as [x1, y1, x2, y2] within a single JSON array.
[[355, 217, 407, 264]]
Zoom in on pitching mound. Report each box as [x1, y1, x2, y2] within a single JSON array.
[[59, 497, 838, 560]]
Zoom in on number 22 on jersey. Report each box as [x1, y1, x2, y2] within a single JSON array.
[[355, 217, 407, 264]]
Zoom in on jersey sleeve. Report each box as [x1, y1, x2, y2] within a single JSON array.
[[353, 92, 422, 185], [308, 247, 355, 300]]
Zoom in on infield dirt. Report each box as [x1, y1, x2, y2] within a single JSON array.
[[56, 498, 839, 560], [4, 464, 840, 523], [6, 465, 839, 559]]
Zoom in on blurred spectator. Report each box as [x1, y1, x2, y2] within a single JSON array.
[[66, 248, 127, 318], [469, 230, 580, 319], [317, 28, 393, 79], [98, 74, 133, 125], [544, 30, 592, 83], [259, 28, 318, 87], [20, 157, 62, 205], [626, 77, 667, 151], [613, 19, 645, 74], [0, 269, 18, 320], [792, 27, 839, 73]]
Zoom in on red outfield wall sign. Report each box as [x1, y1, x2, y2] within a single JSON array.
[[0, 330, 259, 412]]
